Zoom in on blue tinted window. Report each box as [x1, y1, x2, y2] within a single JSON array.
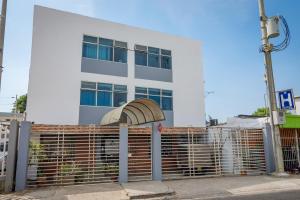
[[148, 88, 160, 95], [82, 43, 97, 59], [135, 94, 147, 99], [135, 51, 147, 66], [149, 95, 160, 106], [161, 55, 172, 69], [114, 92, 127, 107], [114, 85, 127, 92], [114, 47, 127, 63], [98, 83, 112, 91], [81, 81, 96, 89], [99, 46, 113, 61], [80, 90, 96, 106], [148, 54, 160, 68], [162, 97, 173, 110], [135, 87, 147, 94], [97, 91, 112, 106], [99, 38, 113, 46], [148, 47, 159, 54], [161, 49, 171, 56], [83, 35, 97, 43], [162, 90, 172, 96]]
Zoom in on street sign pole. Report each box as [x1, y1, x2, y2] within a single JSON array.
[[258, 0, 285, 174]]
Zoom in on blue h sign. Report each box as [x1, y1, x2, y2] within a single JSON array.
[[278, 89, 295, 110]]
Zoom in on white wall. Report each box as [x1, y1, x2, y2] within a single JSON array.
[[27, 6, 205, 127], [296, 97, 300, 115]]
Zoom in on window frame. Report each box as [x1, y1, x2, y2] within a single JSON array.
[[147, 47, 160, 68], [82, 34, 128, 64], [134, 87, 173, 111], [82, 35, 99, 60], [134, 45, 148, 66], [134, 44, 172, 70], [114, 40, 128, 63], [98, 37, 113, 62], [80, 81, 127, 108], [161, 49, 172, 70], [113, 84, 128, 107], [97, 83, 113, 107]]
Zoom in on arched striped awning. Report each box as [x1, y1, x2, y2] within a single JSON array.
[[100, 98, 165, 126]]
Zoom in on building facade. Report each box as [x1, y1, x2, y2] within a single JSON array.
[[295, 96, 300, 115], [26, 6, 205, 127]]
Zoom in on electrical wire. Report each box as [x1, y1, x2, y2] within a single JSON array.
[[259, 15, 290, 53], [272, 15, 290, 52]]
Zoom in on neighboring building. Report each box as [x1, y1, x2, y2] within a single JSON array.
[[0, 112, 24, 122], [222, 115, 270, 129], [295, 96, 300, 115], [26, 6, 205, 127]]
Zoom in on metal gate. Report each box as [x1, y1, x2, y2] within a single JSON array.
[[161, 127, 266, 180], [27, 125, 119, 187], [128, 128, 152, 181], [280, 128, 300, 173]]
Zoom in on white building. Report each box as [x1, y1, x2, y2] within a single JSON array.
[[26, 6, 205, 127], [296, 96, 300, 115]]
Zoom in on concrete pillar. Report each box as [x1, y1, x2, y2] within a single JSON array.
[[4, 120, 19, 192], [119, 124, 128, 183], [15, 121, 31, 191], [151, 123, 162, 181], [263, 123, 276, 174]]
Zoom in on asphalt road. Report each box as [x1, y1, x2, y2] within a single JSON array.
[[203, 190, 300, 200]]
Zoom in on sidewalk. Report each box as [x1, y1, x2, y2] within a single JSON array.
[[164, 175, 300, 199], [1, 176, 300, 200]]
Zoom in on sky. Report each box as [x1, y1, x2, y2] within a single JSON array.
[[0, 0, 299, 122]]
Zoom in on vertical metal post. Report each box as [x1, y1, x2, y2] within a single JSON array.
[[15, 121, 31, 191], [151, 123, 162, 180], [213, 131, 217, 175], [187, 128, 191, 176], [295, 129, 300, 168], [4, 120, 19, 192], [119, 124, 128, 183], [0, 0, 7, 91], [191, 129, 195, 176], [257, 0, 285, 174], [263, 123, 276, 174]]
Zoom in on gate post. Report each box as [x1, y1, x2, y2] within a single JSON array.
[[263, 123, 276, 174], [119, 124, 128, 183], [4, 120, 19, 192], [15, 121, 31, 191], [152, 123, 162, 181]]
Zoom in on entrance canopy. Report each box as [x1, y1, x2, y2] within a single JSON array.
[[100, 98, 165, 126]]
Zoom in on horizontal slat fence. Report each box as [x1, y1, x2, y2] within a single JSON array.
[[27, 125, 119, 188], [280, 128, 300, 173], [128, 127, 152, 181], [161, 127, 266, 180], [26, 125, 267, 188]]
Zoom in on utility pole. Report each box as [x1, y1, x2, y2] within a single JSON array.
[[14, 94, 18, 114], [0, 0, 7, 92], [258, 0, 285, 174]]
